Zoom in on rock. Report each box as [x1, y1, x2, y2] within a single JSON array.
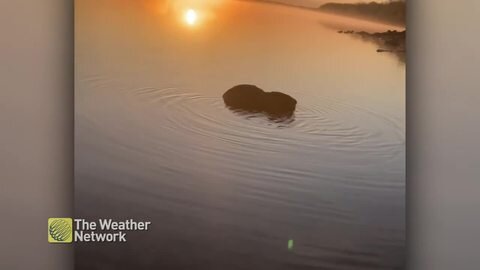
[[223, 85, 297, 118]]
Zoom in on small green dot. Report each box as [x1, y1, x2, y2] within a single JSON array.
[[288, 239, 294, 250]]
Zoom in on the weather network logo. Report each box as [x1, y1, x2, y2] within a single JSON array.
[[48, 218, 73, 243]]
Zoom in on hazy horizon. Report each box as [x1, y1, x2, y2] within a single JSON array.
[[256, 0, 403, 9]]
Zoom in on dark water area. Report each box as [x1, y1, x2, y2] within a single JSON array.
[[75, 0, 405, 269]]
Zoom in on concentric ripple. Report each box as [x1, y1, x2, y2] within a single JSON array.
[[77, 84, 404, 196], [132, 87, 403, 159]]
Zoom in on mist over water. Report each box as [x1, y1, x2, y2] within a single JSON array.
[[75, 0, 405, 269]]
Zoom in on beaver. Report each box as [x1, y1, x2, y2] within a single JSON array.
[[223, 85, 296, 118]]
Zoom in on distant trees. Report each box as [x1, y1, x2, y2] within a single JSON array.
[[319, 1, 406, 26]]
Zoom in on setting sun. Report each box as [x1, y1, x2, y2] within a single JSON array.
[[185, 9, 198, 25]]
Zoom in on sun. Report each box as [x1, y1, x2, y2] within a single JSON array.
[[184, 9, 198, 26]]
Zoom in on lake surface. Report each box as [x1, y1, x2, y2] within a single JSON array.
[[75, 0, 405, 269]]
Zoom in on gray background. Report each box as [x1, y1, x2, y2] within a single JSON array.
[[0, 0, 73, 269], [1, 0, 479, 269]]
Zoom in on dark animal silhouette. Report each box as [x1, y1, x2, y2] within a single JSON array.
[[223, 85, 297, 118]]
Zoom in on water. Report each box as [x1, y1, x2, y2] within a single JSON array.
[[75, 0, 405, 269]]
